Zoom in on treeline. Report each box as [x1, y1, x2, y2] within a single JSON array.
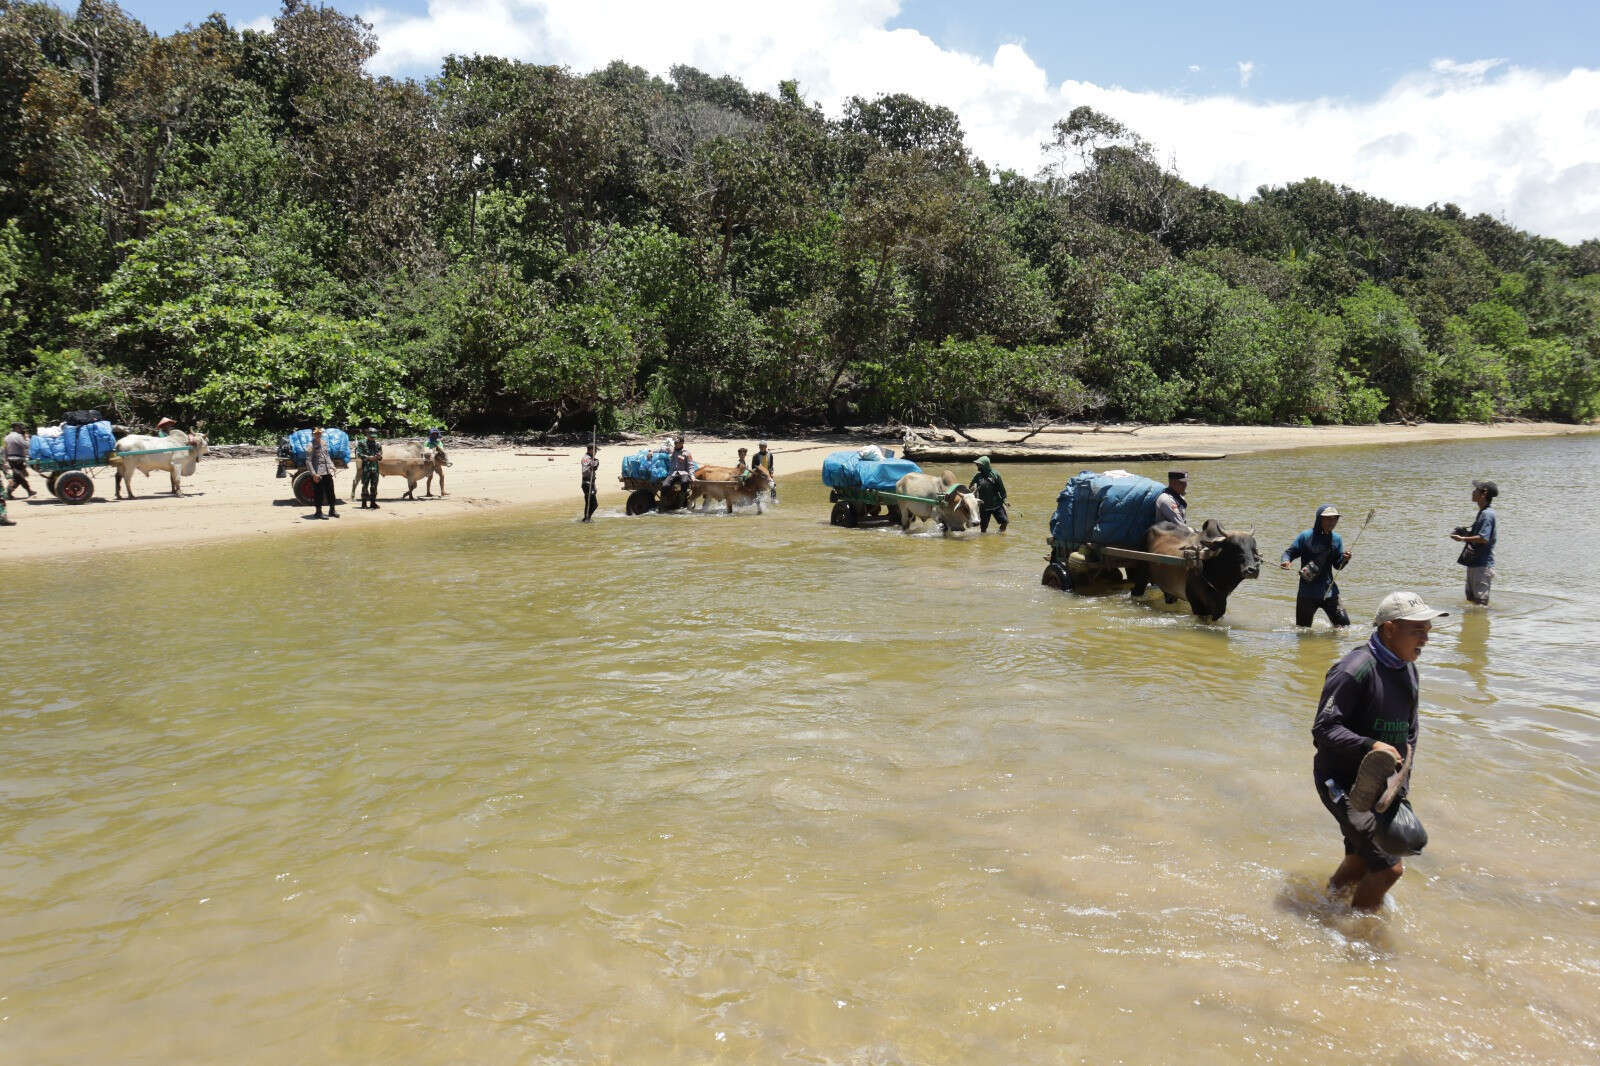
[[3, 0, 1599, 439]]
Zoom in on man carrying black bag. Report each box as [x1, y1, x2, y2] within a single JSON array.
[[1311, 591, 1446, 911]]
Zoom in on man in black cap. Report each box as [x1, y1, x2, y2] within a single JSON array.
[[356, 427, 382, 509], [1154, 470, 1190, 531], [4, 422, 33, 500], [1450, 480, 1498, 605]]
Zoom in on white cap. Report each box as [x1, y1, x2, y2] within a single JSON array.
[[1372, 591, 1449, 626]]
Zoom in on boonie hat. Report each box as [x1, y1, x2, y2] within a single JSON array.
[[1472, 479, 1499, 499], [1372, 591, 1449, 627]]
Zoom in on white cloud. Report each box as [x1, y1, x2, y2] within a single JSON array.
[[1236, 60, 1254, 88], [362, 0, 1600, 242], [1187, 64, 1201, 74]]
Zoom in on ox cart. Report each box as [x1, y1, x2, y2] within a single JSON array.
[[26, 421, 192, 505], [276, 428, 352, 505], [1040, 469, 1196, 590], [619, 447, 699, 515], [821, 447, 975, 530]]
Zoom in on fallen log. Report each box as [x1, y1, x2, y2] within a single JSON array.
[[901, 442, 1226, 463]]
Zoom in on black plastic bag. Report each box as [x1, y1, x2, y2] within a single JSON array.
[[1375, 798, 1428, 856]]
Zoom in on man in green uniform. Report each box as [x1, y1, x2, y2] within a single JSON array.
[[0, 489, 13, 526], [357, 427, 382, 510], [969, 456, 1008, 532]]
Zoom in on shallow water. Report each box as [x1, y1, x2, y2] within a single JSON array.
[[2, 436, 1597, 1064]]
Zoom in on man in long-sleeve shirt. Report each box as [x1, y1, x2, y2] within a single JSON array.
[[306, 426, 339, 519], [1153, 470, 1190, 530], [1281, 504, 1352, 626], [4, 422, 32, 500], [1311, 590, 1446, 910]]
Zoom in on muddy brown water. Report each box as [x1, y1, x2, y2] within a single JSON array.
[[2, 436, 1597, 1064]]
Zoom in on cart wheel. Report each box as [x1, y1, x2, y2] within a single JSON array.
[[829, 502, 851, 527], [1041, 562, 1073, 591], [885, 504, 901, 526], [625, 489, 655, 516], [291, 471, 319, 505], [45, 473, 60, 497], [55, 470, 94, 504], [657, 484, 689, 511]]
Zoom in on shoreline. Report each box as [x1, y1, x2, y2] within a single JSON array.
[[3, 421, 1592, 563]]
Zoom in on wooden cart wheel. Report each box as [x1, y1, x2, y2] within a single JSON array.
[[291, 470, 319, 505], [45, 472, 60, 497], [829, 502, 851, 526], [625, 489, 655, 516], [1041, 562, 1073, 591], [55, 470, 94, 504]]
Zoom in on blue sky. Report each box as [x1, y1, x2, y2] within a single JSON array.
[[95, 0, 1600, 239]]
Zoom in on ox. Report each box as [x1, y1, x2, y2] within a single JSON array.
[[688, 465, 774, 514], [1127, 518, 1262, 620], [111, 430, 209, 499], [348, 441, 450, 501], [894, 470, 981, 534]]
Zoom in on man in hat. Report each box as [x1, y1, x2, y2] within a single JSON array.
[[4, 422, 33, 499], [424, 428, 447, 496], [750, 441, 775, 500], [305, 425, 339, 519], [1281, 505, 1352, 626], [1450, 480, 1498, 605], [580, 443, 599, 521], [969, 456, 1009, 532], [356, 427, 382, 510], [1154, 470, 1190, 531], [153, 416, 178, 436], [1312, 590, 1447, 911]]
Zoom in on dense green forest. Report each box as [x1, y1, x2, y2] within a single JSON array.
[[3, 0, 1599, 439]]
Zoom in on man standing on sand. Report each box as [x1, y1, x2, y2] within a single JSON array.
[[580, 444, 599, 522], [969, 456, 1008, 532], [424, 428, 447, 496], [306, 426, 339, 519], [1154, 470, 1191, 531], [356, 427, 382, 510], [1312, 591, 1447, 911], [5, 422, 33, 499], [1281, 505, 1352, 627], [1450, 480, 1498, 606]]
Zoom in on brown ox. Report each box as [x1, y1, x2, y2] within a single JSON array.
[[348, 441, 450, 501], [1126, 518, 1263, 620], [688, 465, 774, 513]]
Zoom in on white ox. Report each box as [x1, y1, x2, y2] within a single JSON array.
[[894, 470, 981, 534], [349, 441, 450, 500], [112, 430, 208, 498]]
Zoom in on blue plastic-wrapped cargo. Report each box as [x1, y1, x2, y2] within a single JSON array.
[[820, 449, 921, 492], [26, 421, 116, 465], [285, 428, 352, 466], [621, 448, 696, 483], [1049, 470, 1166, 550]]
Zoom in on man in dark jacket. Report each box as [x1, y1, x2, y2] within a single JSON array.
[[1281, 504, 1352, 626], [1312, 590, 1447, 911], [969, 456, 1008, 532]]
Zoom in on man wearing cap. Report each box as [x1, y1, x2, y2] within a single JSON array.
[[580, 443, 599, 521], [969, 456, 1009, 532], [1311, 590, 1447, 911], [1154, 471, 1191, 531], [751, 442, 775, 499], [1281, 504, 1352, 627], [4, 422, 33, 500], [356, 428, 382, 510], [306, 425, 339, 519], [423, 428, 447, 496], [1450, 481, 1498, 605]]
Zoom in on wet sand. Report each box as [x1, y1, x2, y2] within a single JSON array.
[[3, 421, 1592, 562]]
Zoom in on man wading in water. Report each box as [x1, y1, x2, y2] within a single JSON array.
[[1281, 504, 1352, 626], [1312, 591, 1447, 910]]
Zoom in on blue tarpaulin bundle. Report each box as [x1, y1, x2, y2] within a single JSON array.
[[1049, 470, 1166, 549], [621, 448, 697, 483], [285, 428, 352, 465], [28, 421, 116, 464], [820, 449, 921, 492]]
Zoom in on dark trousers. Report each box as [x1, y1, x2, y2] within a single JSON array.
[[312, 475, 336, 514], [1296, 590, 1350, 627], [980, 505, 1008, 532], [6, 459, 29, 496], [582, 480, 598, 520]]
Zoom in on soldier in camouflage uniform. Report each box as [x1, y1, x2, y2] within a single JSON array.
[[357, 428, 382, 510], [0, 490, 13, 526]]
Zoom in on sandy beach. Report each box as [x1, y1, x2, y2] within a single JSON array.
[[3, 421, 1592, 562]]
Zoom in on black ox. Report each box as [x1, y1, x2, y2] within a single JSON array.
[[1127, 518, 1262, 620]]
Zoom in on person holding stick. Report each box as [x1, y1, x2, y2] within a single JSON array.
[[580, 444, 599, 522], [1281, 504, 1353, 627]]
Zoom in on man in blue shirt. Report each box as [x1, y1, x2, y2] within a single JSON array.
[[1281, 504, 1352, 627], [1450, 480, 1498, 606]]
